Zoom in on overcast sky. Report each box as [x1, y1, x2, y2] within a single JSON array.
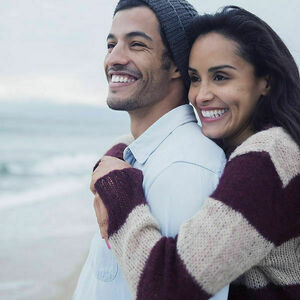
[[1, 0, 299, 106]]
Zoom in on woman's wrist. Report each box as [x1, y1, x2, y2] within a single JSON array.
[[95, 167, 146, 236], [93, 143, 128, 171]]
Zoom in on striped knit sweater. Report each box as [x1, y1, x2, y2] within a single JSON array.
[[95, 127, 300, 300]]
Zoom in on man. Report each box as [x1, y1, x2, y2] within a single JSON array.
[[73, 1, 228, 299]]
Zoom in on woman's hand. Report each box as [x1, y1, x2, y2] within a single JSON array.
[[90, 156, 132, 194], [93, 193, 110, 247], [90, 156, 132, 248]]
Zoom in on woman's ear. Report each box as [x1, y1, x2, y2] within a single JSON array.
[[261, 75, 271, 96]]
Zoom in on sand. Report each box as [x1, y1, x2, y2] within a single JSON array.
[[49, 257, 85, 300], [0, 233, 94, 300], [0, 187, 96, 300]]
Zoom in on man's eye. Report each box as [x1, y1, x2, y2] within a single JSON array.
[[107, 43, 115, 49], [131, 42, 145, 47]]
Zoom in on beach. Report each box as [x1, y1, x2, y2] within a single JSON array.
[[0, 102, 129, 299], [0, 187, 95, 300]]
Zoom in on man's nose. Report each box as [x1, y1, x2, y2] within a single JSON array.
[[105, 43, 129, 67]]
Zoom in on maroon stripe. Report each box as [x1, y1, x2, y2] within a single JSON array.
[[93, 143, 127, 171], [95, 168, 146, 236], [137, 236, 211, 300], [229, 282, 300, 299], [211, 152, 300, 246], [105, 143, 128, 160]]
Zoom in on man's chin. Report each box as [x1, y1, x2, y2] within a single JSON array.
[[107, 97, 138, 111]]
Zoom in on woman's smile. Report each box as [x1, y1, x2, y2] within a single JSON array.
[[200, 108, 229, 121], [188, 32, 269, 146]]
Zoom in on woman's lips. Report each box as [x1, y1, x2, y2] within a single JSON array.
[[200, 108, 229, 122]]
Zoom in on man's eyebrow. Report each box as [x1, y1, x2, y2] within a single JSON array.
[[106, 31, 153, 42], [208, 65, 236, 72], [107, 33, 115, 41], [126, 31, 152, 41]]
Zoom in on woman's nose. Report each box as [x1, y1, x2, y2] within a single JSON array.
[[194, 84, 214, 106]]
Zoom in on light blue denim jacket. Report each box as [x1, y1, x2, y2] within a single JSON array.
[[73, 104, 229, 300]]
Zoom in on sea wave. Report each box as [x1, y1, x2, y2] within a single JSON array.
[[0, 153, 99, 177], [32, 153, 99, 176], [0, 176, 88, 210]]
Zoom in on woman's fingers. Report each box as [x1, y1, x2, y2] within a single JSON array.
[[93, 193, 110, 249]]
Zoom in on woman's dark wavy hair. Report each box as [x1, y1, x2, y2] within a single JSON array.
[[187, 6, 300, 147]]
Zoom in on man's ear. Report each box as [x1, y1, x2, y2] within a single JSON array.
[[170, 61, 181, 79]]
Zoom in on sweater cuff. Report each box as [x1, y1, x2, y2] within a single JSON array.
[[94, 168, 146, 236], [93, 143, 128, 171]]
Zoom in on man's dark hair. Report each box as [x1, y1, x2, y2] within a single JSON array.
[[114, 0, 173, 69], [113, 0, 199, 93], [114, 0, 172, 60]]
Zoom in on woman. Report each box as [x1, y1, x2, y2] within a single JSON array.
[[92, 6, 300, 300]]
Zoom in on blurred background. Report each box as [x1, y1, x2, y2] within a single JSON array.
[[1, 0, 299, 299]]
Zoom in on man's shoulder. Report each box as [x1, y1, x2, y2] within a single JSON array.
[[149, 121, 226, 176]]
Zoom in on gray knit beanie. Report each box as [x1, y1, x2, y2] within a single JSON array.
[[114, 0, 198, 91]]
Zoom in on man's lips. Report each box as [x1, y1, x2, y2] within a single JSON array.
[[108, 71, 140, 88], [111, 74, 136, 83]]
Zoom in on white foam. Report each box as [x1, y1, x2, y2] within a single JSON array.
[[0, 177, 87, 210], [0, 280, 36, 291], [3, 153, 99, 177], [31, 153, 99, 176]]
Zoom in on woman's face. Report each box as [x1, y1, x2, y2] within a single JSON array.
[[188, 32, 269, 146]]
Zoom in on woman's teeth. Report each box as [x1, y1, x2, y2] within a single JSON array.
[[111, 75, 136, 83], [201, 109, 228, 118]]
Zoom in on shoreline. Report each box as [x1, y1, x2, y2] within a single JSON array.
[[49, 258, 85, 300], [0, 233, 93, 300]]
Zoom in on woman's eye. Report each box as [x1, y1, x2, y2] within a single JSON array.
[[214, 74, 228, 81], [189, 75, 200, 83]]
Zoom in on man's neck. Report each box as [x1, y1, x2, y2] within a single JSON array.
[[128, 80, 187, 139], [129, 97, 187, 139]]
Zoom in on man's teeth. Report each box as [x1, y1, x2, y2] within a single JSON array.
[[111, 75, 136, 83], [201, 109, 228, 118]]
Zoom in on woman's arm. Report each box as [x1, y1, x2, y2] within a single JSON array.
[[94, 128, 300, 300]]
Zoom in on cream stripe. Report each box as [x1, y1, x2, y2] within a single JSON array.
[[234, 267, 269, 288], [237, 237, 300, 288], [229, 127, 300, 188], [177, 198, 274, 295], [110, 205, 162, 299]]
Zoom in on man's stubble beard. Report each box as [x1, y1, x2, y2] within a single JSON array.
[[106, 81, 148, 111], [106, 51, 172, 112]]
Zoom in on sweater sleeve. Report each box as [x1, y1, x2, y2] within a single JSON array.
[[93, 143, 128, 171], [94, 128, 300, 300]]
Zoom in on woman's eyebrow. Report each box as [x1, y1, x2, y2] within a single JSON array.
[[208, 65, 236, 72], [188, 67, 198, 72], [188, 65, 236, 73]]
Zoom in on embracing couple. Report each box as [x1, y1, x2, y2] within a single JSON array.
[[73, 0, 300, 299]]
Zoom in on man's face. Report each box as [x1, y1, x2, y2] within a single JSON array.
[[104, 6, 173, 111]]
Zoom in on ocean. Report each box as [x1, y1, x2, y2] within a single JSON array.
[[0, 101, 129, 211], [0, 101, 130, 299]]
